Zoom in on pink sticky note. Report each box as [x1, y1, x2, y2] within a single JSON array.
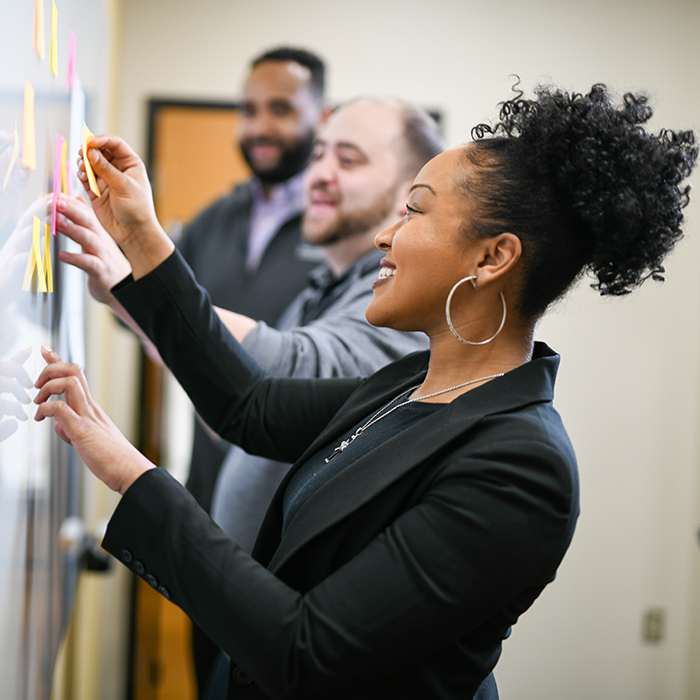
[[52, 167, 59, 236], [66, 30, 76, 92]]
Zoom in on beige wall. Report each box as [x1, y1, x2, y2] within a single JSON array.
[[97, 0, 700, 698]]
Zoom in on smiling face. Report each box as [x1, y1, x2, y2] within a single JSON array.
[[237, 60, 322, 183], [366, 147, 479, 334], [301, 100, 410, 247]]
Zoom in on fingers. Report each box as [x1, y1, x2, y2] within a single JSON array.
[[88, 148, 119, 186], [40, 343, 63, 367], [34, 374, 91, 425], [34, 397, 82, 445], [56, 193, 98, 231], [57, 250, 103, 276], [80, 134, 131, 160], [36, 346, 89, 394], [78, 135, 137, 187], [55, 215, 96, 250], [77, 151, 110, 196]]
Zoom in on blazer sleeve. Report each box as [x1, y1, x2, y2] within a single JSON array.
[[112, 250, 362, 463], [102, 406, 578, 699]]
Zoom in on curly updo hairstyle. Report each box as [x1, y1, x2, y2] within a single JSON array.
[[464, 84, 698, 319]]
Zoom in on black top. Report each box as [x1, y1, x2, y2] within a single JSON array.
[[284, 400, 444, 535]]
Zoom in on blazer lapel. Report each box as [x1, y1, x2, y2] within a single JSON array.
[[266, 398, 485, 573], [252, 343, 559, 572], [251, 352, 430, 566]]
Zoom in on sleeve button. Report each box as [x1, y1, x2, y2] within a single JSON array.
[[157, 586, 170, 600], [145, 574, 158, 588], [133, 561, 145, 575], [233, 666, 252, 685], [121, 549, 133, 564]]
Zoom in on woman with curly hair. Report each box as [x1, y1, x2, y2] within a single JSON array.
[[35, 84, 696, 700]]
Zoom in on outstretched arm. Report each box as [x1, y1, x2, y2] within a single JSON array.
[[54, 194, 166, 362]]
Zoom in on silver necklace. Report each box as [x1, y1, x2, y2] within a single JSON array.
[[324, 372, 504, 463]]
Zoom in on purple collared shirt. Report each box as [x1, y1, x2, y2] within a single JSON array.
[[246, 170, 306, 272]]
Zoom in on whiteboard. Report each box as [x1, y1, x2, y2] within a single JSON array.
[[0, 1, 110, 698]]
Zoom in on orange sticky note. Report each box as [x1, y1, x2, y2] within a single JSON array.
[[22, 216, 47, 293], [23, 83, 36, 170], [2, 123, 19, 190], [50, 1, 58, 76], [44, 224, 53, 292], [34, 0, 45, 59], [82, 122, 101, 197]]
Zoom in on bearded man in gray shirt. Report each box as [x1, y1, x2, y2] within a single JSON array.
[[210, 97, 441, 551]]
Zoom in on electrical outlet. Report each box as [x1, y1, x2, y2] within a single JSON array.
[[642, 607, 665, 643]]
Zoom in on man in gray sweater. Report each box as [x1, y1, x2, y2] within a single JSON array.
[[211, 97, 441, 552]]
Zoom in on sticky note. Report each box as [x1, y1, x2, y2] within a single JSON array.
[[23, 83, 36, 170], [61, 137, 69, 194], [50, 1, 58, 76], [82, 122, 101, 197], [34, 0, 45, 59], [22, 216, 47, 293], [44, 224, 53, 292], [66, 30, 76, 91], [53, 134, 66, 233], [52, 167, 59, 237], [2, 123, 19, 190]]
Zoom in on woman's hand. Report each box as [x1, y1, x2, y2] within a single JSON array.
[[76, 135, 174, 279], [34, 345, 155, 494], [56, 194, 132, 305]]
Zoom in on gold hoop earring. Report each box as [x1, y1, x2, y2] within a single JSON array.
[[445, 276, 507, 346]]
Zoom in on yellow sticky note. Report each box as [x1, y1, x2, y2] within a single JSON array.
[[50, 1, 58, 76], [23, 83, 36, 170], [22, 216, 47, 293], [60, 137, 68, 193], [34, 0, 45, 59], [82, 122, 101, 197], [2, 123, 19, 190], [44, 224, 53, 292]]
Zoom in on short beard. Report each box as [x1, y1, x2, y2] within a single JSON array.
[[240, 129, 315, 185], [303, 188, 397, 247]]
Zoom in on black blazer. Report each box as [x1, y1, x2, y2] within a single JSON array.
[[104, 251, 579, 700]]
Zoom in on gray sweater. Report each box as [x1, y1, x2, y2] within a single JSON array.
[[211, 248, 427, 552]]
